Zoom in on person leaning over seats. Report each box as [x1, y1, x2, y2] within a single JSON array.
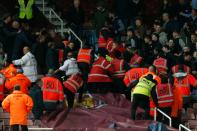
[[2, 85, 33, 131], [131, 74, 158, 120]]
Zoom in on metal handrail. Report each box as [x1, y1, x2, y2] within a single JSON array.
[[28, 128, 53, 130], [154, 107, 172, 127], [67, 28, 83, 48], [179, 124, 192, 131], [42, 0, 45, 14], [49, 8, 64, 35]]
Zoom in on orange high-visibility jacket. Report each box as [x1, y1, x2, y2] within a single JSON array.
[[42, 76, 64, 103], [5, 74, 31, 94], [63, 74, 83, 93], [130, 53, 143, 66], [77, 49, 92, 64], [2, 90, 33, 125], [0, 64, 17, 78], [88, 57, 113, 83], [124, 68, 148, 87], [153, 57, 168, 75], [106, 39, 114, 53], [171, 65, 191, 74], [111, 58, 126, 79], [141, 72, 161, 84], [171, 74, 197, 117]]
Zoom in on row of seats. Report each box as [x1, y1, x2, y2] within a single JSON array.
[[182, 103, 197, 130], [0, 107, 52, 131]]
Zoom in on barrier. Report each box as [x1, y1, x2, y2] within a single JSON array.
[[154, 108, 172, 127], [179, 124, 192, 131]]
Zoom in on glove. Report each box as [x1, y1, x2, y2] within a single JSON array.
[[105, 55, 113, 62]]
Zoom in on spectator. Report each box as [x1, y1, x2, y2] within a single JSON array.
[[12, 46, 38, 83], [29, 79, 44, 121], [134, 17, 146, 39], [159, 0, 173, 15], [0, 44, 7, 69], [32, 29, 48, 74], [12, 21, 33, 60], [114, 0, 130, 27], [92, 1, 108, 33], [191, 51, 197, 77], [64, 42, 75, 60], [46, 42, 58, 73], [153, 21, 168, 45], [108, 11, 125, 42], [66, 0, 85, 35], [162, 12, 179, 38], [125, 27, 139, 50]]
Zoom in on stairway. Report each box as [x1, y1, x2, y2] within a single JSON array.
[[34, 0, 68, 35]]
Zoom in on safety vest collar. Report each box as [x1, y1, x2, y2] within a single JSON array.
[[12, 90, 23, 94]]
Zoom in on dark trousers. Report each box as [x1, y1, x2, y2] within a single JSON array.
[[88, 82, 113, 94], [64, 88, 75, 108], [112, 78, 126, 93], [10, 125, 28, 131], [131, 94, 150, 120], [157, 107, 172, 125], [78, 62, 90, 102]]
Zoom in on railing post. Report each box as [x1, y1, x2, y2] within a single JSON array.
[[154, 108, 172, 127], [179, 124, 192, 131], [154, 107, 157, 121], [49, 9, 51, 21], [61, 20, 63, 36], [42, 0, 45, 13], [68, 28, 83, 48]]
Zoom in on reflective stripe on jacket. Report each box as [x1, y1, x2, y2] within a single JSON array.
[[63, 74, 83, 93], [77, 49, 92, 64], [2, 91, 33, 125], [111, 58, 125, 78], [156, 83, 173, 108], [153, 57, 168, 75], [133, 77, 155, 97], [88, 57, 113, 83], [42, 77, 64, 103], [124, 68, 148, 87], [18, 0, 34, 20]]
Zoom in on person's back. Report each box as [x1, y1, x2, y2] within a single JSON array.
[[5, 73, 31, 94], [2, 86, 33, 131], [88, 56, 113, 83], [0, 64, 17, 79], [42, 76, 64, 111], [29, 80, 43, 120], [153, 57, 168, 76], [124, 67, 148, 87]]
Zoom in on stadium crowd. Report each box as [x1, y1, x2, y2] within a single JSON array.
[[0, 0, 197, 130]]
